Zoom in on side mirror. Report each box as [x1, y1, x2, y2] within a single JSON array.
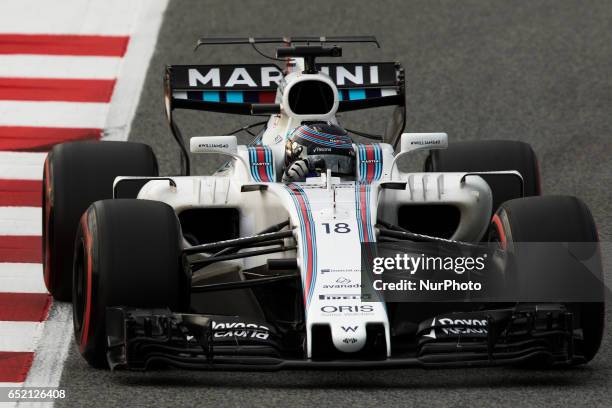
[[400, 132, 448, 154], [390, 132, 448, 176], [189, 136, 251, 179], [190, 136, 238, 154]]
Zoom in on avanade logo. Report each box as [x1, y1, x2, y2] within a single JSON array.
[[322, 277, 361, 289]]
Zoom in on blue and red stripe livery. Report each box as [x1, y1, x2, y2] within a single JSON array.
[[284, 184, 317, 306], [357, 143, 383, 183], [248, 146, 275, 182]]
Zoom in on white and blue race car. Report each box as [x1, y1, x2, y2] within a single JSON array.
[[42, 36, 604, 370]]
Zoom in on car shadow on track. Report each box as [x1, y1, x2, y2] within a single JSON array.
[[108, 365, 603, 390]]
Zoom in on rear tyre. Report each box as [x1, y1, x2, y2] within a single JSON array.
[[425, 140, 540, 213], [43, 141, 158, 301], [72, 199, 190, 368], [490, 195, 604, 364]]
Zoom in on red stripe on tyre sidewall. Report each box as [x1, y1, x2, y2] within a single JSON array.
[[79, 213, 94, 352], [491, 213, 507, 250], [43, 157, 52, 288]]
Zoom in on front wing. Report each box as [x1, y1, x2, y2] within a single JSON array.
[[106, 304, 581, 370]]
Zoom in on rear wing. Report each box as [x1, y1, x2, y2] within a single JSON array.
[[164, 62, 406, 175], [165, 62, 404, 114], [163, 36, 406, 175]]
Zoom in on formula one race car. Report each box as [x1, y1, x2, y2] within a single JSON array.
[[42, 36, 604, 370]]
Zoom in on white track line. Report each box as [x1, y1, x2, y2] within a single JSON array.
[[0, 102, 108, 129], [0, 264, 46, 293], [0, 208, 41, 236], [0, 152, 46, 181], [104, 0, 169, 141], [21, 303, 72, 386], [0, 322, 43, 352], [1, 0, 141, 35], [0, 56, 121, 80]]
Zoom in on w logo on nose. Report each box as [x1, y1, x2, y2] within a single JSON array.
[[341, 326, 358, 333]]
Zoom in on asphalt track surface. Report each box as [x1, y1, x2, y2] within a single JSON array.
[[57, 1, 612, 406]]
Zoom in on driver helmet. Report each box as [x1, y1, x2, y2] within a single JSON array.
[[284, 122, 355, 179]]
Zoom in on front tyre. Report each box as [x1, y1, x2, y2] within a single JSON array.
[[490, 195, 604, 364], [43, 141, 158, 301], [73, 199, 190, 368]]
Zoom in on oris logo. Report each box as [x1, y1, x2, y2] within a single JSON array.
[[320, 305, 374, 314]]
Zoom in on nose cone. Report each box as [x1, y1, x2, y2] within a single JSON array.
[[330, 323, 367, 353]]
